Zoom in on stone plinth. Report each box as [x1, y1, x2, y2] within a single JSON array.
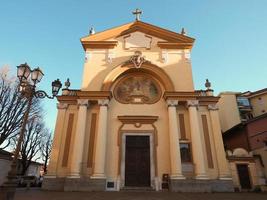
[[170, 179, 234, 192], [42, 177, 106, 192]]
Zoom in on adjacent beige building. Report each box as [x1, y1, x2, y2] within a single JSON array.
[[43, 14, 233, 192], [218, 89, 267, 191], [218, 89, 267, 132]]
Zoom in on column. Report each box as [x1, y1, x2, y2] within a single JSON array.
[[208, 104, 232, 180], [167, 100, 185, 179], [68, 99, 89, 178], [46, 103, 68, 177], [91, 99, 109, 179], [187, 100, 208, 179]]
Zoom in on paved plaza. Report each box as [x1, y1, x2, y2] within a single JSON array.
[[13, 189, 267, 200]]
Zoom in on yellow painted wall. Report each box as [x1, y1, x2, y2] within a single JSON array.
[[253, 148, 267, 180], [49, 31, 226, 182], [249, 93, 267, 117], [218, 92, 241, 132], [81, 32, 194, 92], [198, 107, 220, 179], [105, 97, 170, 180], [56, 105, 78, 177]]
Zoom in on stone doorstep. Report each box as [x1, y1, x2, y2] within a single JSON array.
[[122, 186, 154, 191]]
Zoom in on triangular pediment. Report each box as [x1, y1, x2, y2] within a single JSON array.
[[81, 21, 195, 50]]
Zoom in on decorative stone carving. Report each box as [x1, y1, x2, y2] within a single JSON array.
[[187, 100, 199, 107], [98, 99, 109, 106], [106, 51, 114, 64], [130, 51, 145, 68], [57, 103, 68, 110], [208, 104, 219, 110], [161, 50, 168, 63], [166, 100, 179, 107], [77, 99, 89, 107], [114, 75, 161, 104]]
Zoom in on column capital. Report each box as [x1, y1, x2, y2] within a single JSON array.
[[187, 100, 199, 107], [77, 99, 89, 107], [57, 103, 68, 110], [166, 99, 179, 107], [208, 104, 219, 110], [98, 99, 109, 106]]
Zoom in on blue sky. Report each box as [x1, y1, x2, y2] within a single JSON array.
[[0, 0, 267, 130]]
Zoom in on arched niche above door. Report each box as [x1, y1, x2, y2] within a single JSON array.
[[113, 73, 162, 104]]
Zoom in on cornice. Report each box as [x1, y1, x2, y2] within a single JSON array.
[[117, 115, 158, 125], [157, 42, 193, 49], [76, 90, 112, 100], [163, 91, 198, 100], [80, 21, 195, 47], [81, 41, 118, 50], [198, 96, 220, 105], [163, 91, 220, 105], [57, 90, 112, 104]]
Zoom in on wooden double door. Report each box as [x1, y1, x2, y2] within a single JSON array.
[[125, 135, 151, 187]]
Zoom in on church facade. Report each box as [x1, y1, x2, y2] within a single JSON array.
[[43, 15, 234, 192]]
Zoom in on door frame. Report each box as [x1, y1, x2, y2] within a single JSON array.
[[120, 132, 155, 188], [236, 163, 252, 190]]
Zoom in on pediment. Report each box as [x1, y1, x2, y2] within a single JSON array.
[[81, 21, 195, 50]]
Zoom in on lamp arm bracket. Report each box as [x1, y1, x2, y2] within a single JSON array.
[[35, 90, 54, 99]]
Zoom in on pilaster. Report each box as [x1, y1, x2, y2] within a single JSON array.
[[46, 103, 68, 178]]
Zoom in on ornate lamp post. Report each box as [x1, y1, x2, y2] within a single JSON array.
[[0, 63, 62, 200]]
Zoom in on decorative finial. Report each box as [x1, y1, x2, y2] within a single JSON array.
[[181, 28, 186, 35], [64, 78, 71, 89], [89, 27, 95, 35], [205, 79, 211, 90], [132, 8, 142, 21]]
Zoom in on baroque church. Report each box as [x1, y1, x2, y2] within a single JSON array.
[[43, 10, 234, 192]]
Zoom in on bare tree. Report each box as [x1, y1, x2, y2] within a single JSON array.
[[0, 66, 39, 149], [0, 66, 50, 175], [12, 115, 46, 175], [40, 130, 52, 174]]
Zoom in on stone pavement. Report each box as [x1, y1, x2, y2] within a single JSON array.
[[12, 189, 267, 200]]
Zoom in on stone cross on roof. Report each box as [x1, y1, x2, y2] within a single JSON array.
[[132, 8, 142, 21]]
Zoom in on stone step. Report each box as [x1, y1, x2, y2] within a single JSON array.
[[121, 186, 154, 192]]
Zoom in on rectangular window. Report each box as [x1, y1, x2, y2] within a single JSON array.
[[237, 97, 250, 107], [180, 143, 192, 163]]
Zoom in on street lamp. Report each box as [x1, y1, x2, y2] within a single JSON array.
[[0, 63, 62, 200]]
